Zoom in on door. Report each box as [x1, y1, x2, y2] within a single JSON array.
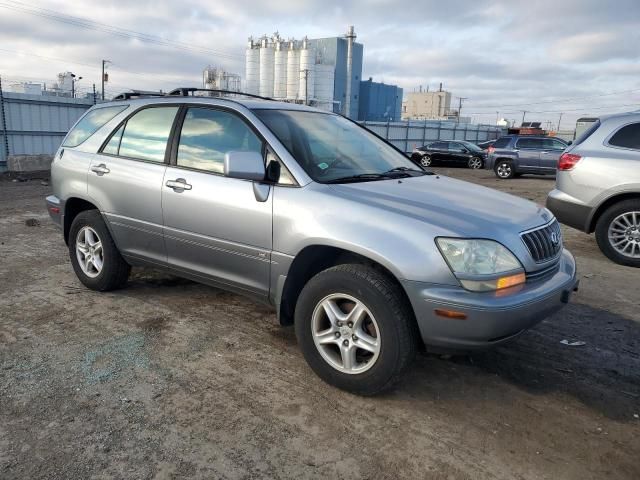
[[540, 138, 567, 172], [429, 141, 449, 163], [161, 106, 272, 298], [88, 105, 179, 264], [448, 142, 469, 165], [514, 137, 543, 171]]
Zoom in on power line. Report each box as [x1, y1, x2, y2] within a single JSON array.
[[0, 0, 244, 60]]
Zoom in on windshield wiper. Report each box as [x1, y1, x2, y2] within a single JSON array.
[[383, 167, 432, 176], [325, 173, 390, 184]]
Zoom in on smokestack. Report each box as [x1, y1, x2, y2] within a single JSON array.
[[344, 25, 356, 118], [439, 82, 442, 92]]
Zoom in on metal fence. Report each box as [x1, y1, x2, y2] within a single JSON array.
[[361, 120, 505, 152], [0, 89, 97, 167]]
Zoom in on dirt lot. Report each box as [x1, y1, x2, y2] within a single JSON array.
[[1, 169, 639, 480]]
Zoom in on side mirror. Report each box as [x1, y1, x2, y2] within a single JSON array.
[[567, 141, 573, 146], [224, 151, 265, 182]]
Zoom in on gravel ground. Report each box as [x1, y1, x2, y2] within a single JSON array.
[[1, 169, 639, 480]]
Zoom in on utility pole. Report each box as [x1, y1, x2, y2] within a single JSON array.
[[456, 97, 467, 124], [496, 111, 500, 124], [521, 110, 527, 125], [0, 75, 10, 162], [557, 112, 563, 131], [101, 60, 111, 100]]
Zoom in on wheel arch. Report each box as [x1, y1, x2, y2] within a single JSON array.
[[63, 197, 100, 245], [589, 192, 640, 233], [277, 245, 417, 333]]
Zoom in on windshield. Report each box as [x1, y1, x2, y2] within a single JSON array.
[[459, 141, 483, 152], [253, 109, 420, 183]]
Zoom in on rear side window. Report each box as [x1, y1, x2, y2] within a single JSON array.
[[516, 138, 544, 149], [608, 123, 640, 150], [115, 107, 179, 162], [430, 141, 448, 149], [492, 137, 511, 148], [573, 120, 600, 146], [63, 105, 127, 147], [543, 138, 567, 151]]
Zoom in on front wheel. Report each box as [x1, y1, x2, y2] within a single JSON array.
[[595, 200, 640, 267], [494, 159, 515, 179], [294, 264, 417, 395], [69, 210, 131, 290], [468, 156, 483, 169]]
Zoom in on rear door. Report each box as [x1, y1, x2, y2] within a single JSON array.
[[161, 106, 272, 299], [540, 138, 568, 172], [429, 141, 449, 163], [515, 137, 543, 170], [88, 105, 179, 264]]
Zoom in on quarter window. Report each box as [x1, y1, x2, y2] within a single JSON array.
[[63, 105, 127, 147], [608, 123, 640, 150], [176, 108, 262, 173], [117, 107, 178, 162]]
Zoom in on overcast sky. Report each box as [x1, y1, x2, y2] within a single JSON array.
[[1, 0, 639, 129]]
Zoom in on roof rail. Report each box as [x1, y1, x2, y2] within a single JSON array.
[[166, 88, 274, 101], [112, 90, 166, 101]]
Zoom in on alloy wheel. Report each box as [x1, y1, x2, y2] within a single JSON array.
[[311, 293, 381, 374], [608, 211, 640, 258], [75, 226, 104, 278], [469, 157, 483, 169], [420, 155, 431, 167], [496, 162, 512, 178]]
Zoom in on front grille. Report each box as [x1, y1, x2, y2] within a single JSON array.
[[521, 219, 562, 263]]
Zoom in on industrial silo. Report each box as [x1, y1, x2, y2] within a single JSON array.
[[286, 41, 300, 100], [245, 39, 260, 95], [314, 64, 335, 111], [298, 37, 315, 104], [273, 40, 288, 99], [259, 37, 274, 98]]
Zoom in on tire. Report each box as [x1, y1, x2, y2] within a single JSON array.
[[68, 210, 131, 290], [294, 264, 417, 395], [494, 159, 515, 179], [594, 199, 640, 267], [420, 154, 432, 168], [468, 156, 483, 169]]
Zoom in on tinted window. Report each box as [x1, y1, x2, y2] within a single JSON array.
[[493, 137, 511, 148], [177, 108, 262, 173], [118, 107, 178, 162], [448, 143, 465, 152], [516, 138, 544, 149], [102, 124, 124, 155], [430, 142, 448, 149], [574, 120, 600, 146], [608, 123, 640, 149], [543, 138, 567, 151], [63, 105, 127, 147]]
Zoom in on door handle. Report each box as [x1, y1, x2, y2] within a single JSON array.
[[90, 164, 110, 175], [165, 178, 192, 191]]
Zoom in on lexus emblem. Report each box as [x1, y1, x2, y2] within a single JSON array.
[[550, 231, 559, 245]]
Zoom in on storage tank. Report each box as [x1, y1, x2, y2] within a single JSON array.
[[298, 38, 315, 104], [273, 40, 288, 99], [286, 41, 300, 100], [259, 37, 274, 97], [245, 39, 260, 95], [314, 64, 335, 112]]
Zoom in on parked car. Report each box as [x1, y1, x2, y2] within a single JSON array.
[[486, 135, 569, 179], [46, 89, 579, 395], [477, 139, 496, 150], [547, 111, 640, 267], [410, 140, 486, 169]]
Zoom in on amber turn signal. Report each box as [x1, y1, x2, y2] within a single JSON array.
[[434, 309, 468, 320], [496, 272, 526, 290]]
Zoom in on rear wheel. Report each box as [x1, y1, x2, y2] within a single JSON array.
[[420, 154, 432, 168], [468, 156, 483, 169], [494, 159, 515, 179], [595, 200, 640, 267], [294, 264, 417, 395], [68, 210, 131, 290]]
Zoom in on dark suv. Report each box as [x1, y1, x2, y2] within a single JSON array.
[[410, 141, 486, 169], [486, 135, 569, 179]]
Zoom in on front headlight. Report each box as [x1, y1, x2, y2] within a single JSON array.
[[436, 238, 525, 292]]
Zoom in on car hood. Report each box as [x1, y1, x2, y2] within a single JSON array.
[[328, 174, 552, 237]]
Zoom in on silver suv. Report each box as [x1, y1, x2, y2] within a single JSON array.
[[547, 111, 640, 267], [46, 89, 579, 394]]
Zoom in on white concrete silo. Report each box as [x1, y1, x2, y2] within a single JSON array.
[[245, 39, 260, 95], [314, 64, 335, 112], [286, 41, 300, 100], [298, 37, 315, 104], [259, 37, 274, 97], [273, 40, 288, 99]]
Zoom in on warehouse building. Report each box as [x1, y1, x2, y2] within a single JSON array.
[[358, 78, 403, 122], [402, 88, 452, 120]]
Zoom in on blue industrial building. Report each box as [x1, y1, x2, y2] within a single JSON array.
[[358, 78, 403, 122]]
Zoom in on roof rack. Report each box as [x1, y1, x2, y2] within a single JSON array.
[[112, 90, 166, 101], [166, 88, 274, 101]]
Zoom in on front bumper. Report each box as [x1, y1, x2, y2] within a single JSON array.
[[546, 189, 592, 232], [402, 248, 578, 351], [45, 195, 64, 229]]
